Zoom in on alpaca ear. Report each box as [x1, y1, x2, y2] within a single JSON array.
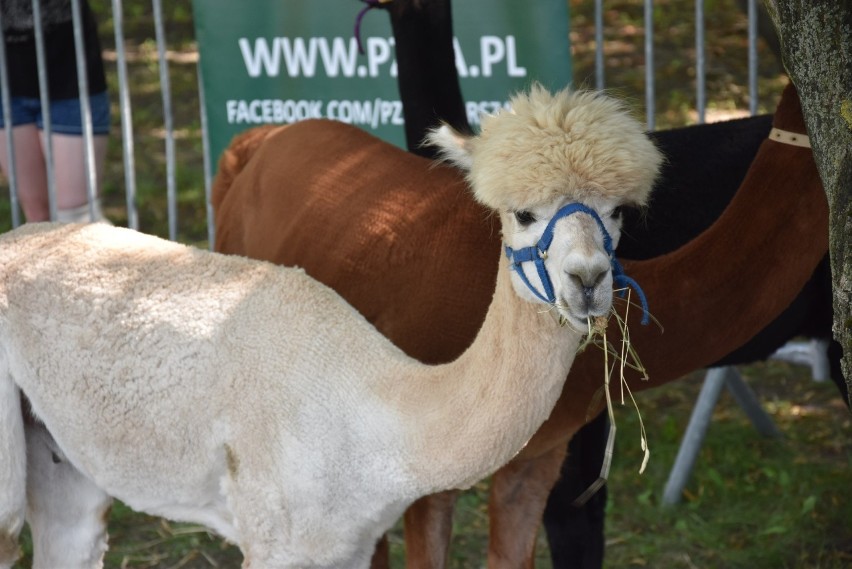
[[424, 124, 474, 171]]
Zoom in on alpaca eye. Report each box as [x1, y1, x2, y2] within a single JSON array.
[[610, 206, 623, 219], [514, 211, 536, 226]]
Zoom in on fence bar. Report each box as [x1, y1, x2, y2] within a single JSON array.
[[695, 0, 706, 124], [32, 0, 58, 220], [70, 0, 98, 221], [152, 0, 177, 241], [747, 0, 758, 115], [198, 67, 214, 249], [594, 0, 604, 90], [644, 0, 655, 130], [0, 12, 21, 228], [4, 3, 765, 239], [111, 0, 139, 229], [725, 371, 782, 438], [663, 366, 780, 505], [662, 366, 728, 505]]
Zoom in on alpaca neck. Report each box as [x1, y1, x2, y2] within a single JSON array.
[[395, 259, 582, 493]]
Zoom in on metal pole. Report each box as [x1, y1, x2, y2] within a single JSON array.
[[152, 0, 177, 241], [0, 11, 22, 228], [31, 0, 58, 220], [747, 0, 759, 115], [198, 66, 214, 249], [594, 0, 604, 90], [644, 0, 655, 130], [663, 366, 781, 506], [662, 366, 728, 505], [69, 0, 98, 221], [695, 0, 706, 124], [111, 0, 138, 230], [724, 369, 781, 438]]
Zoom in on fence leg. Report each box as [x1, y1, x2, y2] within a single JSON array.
[[662, 365, 782, 506], [724, 368, 782, 438], [770, 338, 830, 382], [661, 366, 729, 506]]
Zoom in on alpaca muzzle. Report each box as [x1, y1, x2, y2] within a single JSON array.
[[504, 202, 651, 325]]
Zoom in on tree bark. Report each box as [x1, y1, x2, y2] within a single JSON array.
[[763, 0, 852, 406]]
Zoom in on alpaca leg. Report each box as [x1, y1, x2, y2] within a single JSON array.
[[403, 490, 459, 569], [369, 535, 390, 569], [25, 422, 112, 569], [542, 411, 609, 569], [0, 358, 26, 569], [486, 444, 568, 569]]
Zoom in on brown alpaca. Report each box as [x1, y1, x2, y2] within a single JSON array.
[[212, 84, 827, 567]]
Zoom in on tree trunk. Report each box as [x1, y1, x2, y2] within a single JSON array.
[[763, 0, 852, 406]]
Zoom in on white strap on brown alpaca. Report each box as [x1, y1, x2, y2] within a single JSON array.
[[769, 127, 811, 148]]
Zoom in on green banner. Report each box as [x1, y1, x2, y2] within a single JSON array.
[[193, 0, 571, 174]]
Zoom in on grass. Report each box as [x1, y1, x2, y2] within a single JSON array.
[[4, 0, 850, 568], [599, 364, 851, 569]]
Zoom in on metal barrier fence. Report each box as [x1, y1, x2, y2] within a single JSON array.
[[0, 0, 767, 244]]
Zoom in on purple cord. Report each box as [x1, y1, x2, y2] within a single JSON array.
[[355, 0, 382, 55]]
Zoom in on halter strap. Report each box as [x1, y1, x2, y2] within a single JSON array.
[[504, 203, 650, 325]]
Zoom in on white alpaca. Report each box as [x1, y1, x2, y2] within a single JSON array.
[[0, 86, 661, 569]]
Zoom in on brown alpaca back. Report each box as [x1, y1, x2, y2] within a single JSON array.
[[213, 119, 499, 366]]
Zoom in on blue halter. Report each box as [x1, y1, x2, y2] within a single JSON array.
[[503, 203, 650, 325]]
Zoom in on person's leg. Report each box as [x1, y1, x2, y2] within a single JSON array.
[[49, 133, 108, 222], [0, 124, 51, 222], [46, 91, 111, 223]]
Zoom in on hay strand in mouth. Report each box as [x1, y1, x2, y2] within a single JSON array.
[[573, 291, 654, 505]]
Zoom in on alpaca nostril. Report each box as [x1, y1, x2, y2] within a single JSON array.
[[567, 268, 608, 291], [565, 264, 611, 312]]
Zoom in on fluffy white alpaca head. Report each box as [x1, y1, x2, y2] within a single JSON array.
[[427, 85, 663, 330]]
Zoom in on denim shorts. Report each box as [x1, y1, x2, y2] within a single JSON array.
[[0, 91, 110, 135]]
